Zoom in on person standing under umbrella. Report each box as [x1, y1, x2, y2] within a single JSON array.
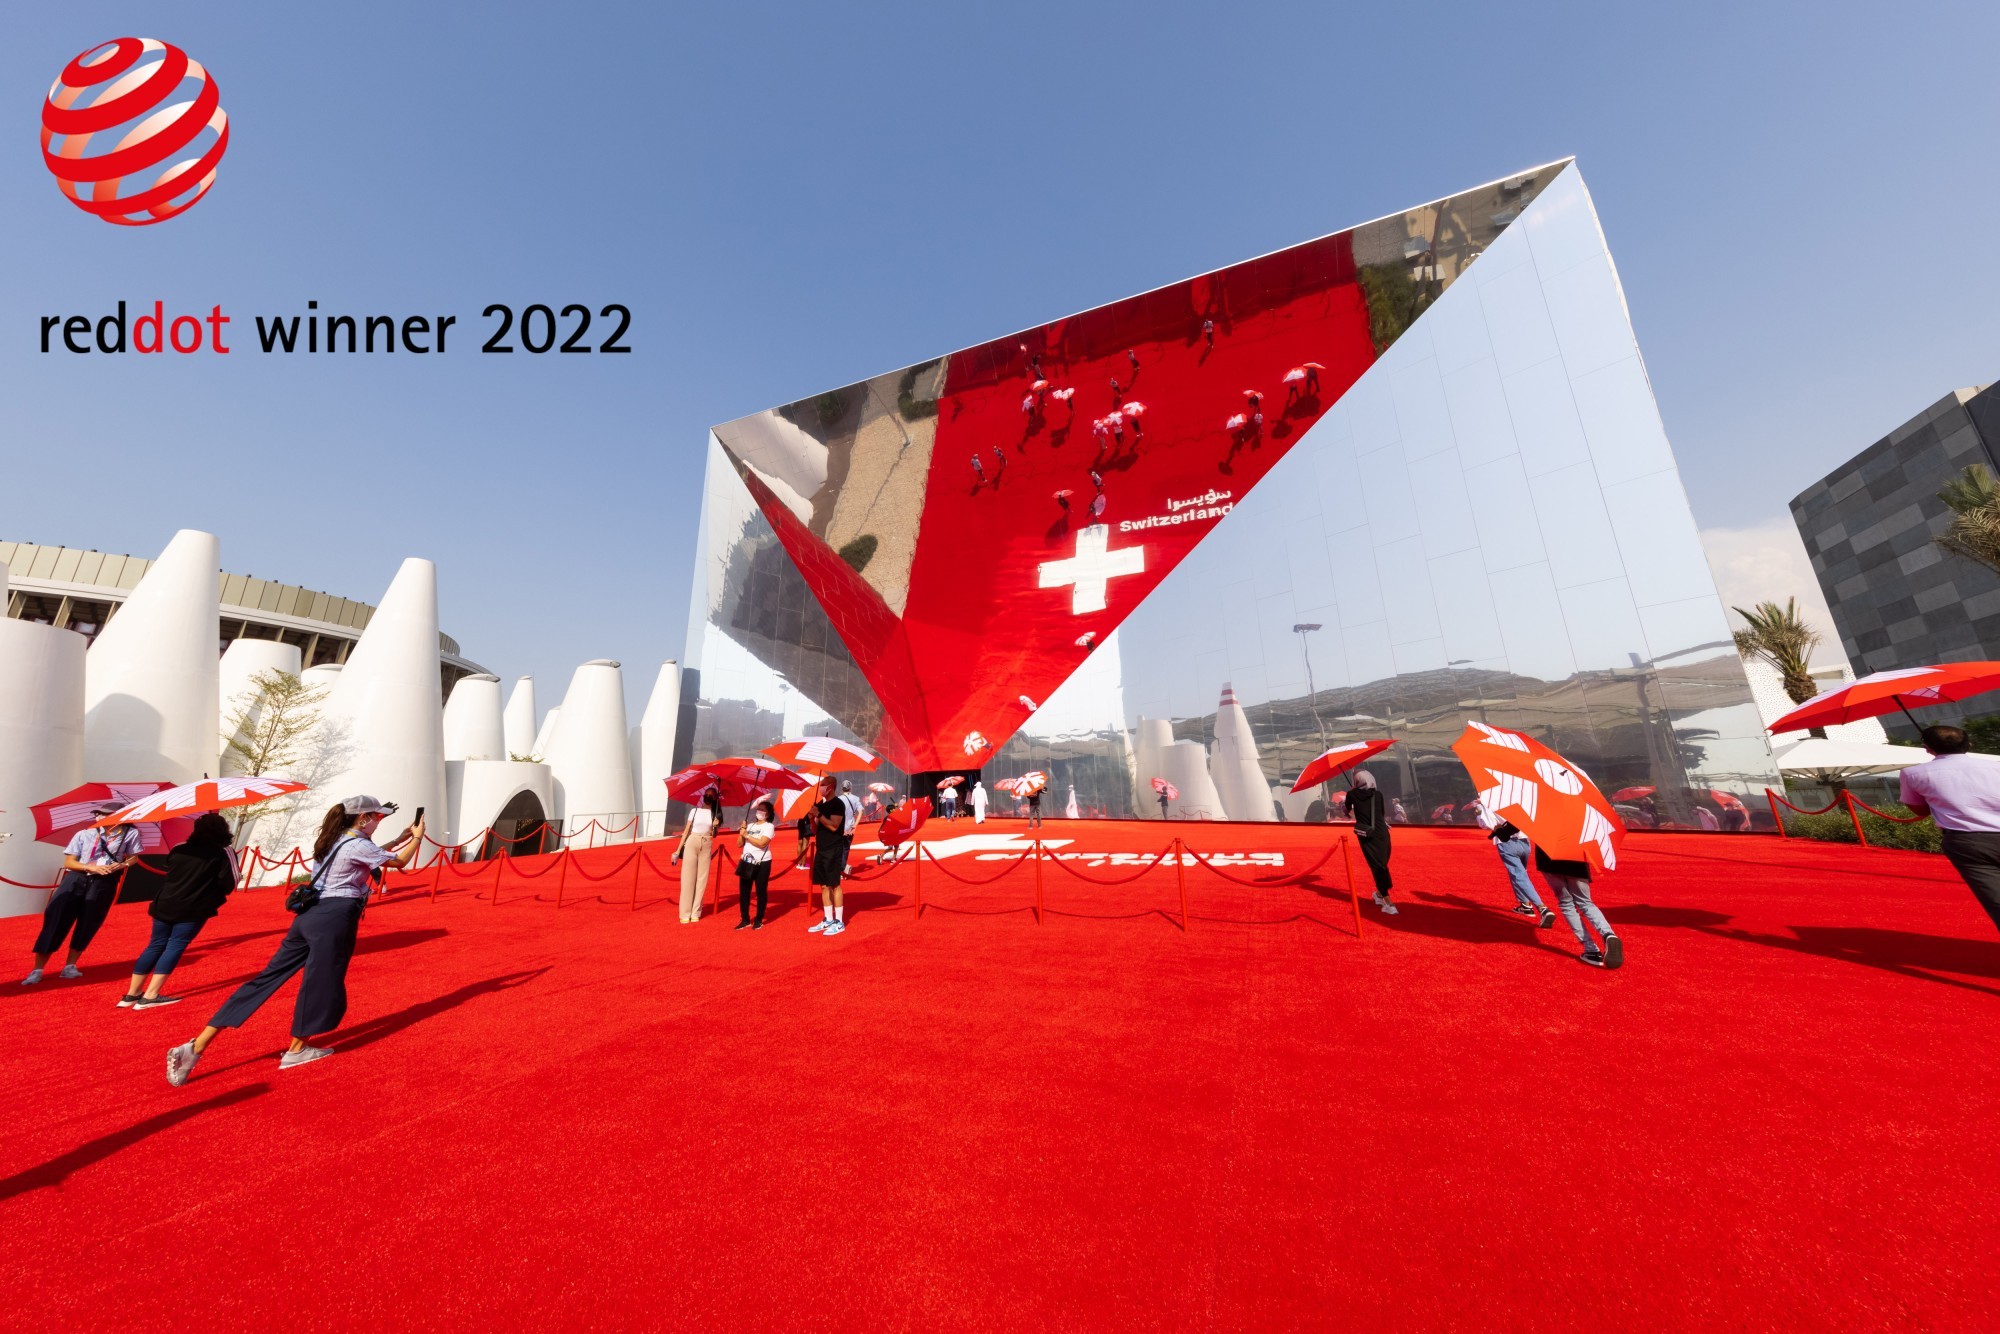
[[735, 796, 776, 931], [1472, 800, 1553, 929], [1346, 770, 1397, 915], [940, 784, 958, 821], [807, 776, 851, 935], [1026, 784, 1044, 829], [119, 813, 240, 1008], [672, 787, 722, 924], [1535, 845, 1622, 969], [165, 796, 424, 1085], [1899, 724, 2000, 934], [23, 811, 144, 985]]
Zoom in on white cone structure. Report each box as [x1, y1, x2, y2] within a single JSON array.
[[0, 600, 87, 916], [444, 674, 506, 762], [83, 529, 219, 782], [217, 639, 304, 775], [287, 558, 446, 848], [447, 759, 553, 859], [635, 660, 681, 837], [503, 676, 537, 759], [1211, 683, 1274, 821], [1132, 717, 1173, 813], [301, 663, 344, 691], [531, 707, 563, 763], [545, 660, 635, 846], [1157, 739, 1226, 820]]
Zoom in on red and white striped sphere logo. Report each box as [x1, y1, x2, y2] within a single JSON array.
[[40, 37, 229, 226]]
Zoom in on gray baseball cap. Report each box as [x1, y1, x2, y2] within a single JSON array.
[[338, 795, 400, 816]]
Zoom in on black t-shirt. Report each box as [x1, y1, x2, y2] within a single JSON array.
[[815, 797, 847, 838]]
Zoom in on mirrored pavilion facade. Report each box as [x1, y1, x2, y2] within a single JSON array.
[[680, 160, 1781, 829]]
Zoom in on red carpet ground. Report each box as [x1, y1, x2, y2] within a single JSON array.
[[2, 821, 1996, 1329]]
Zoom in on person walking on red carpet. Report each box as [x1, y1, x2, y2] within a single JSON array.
[[735, 797, 776, 931], [119, 813, 240, 1010], [1534, 844, 1622, 968], [1898, 724, 2000, 933], [1345, 770, 1398, 915], [166, 796, 424, 1086], [23, 812, 144, 986], [807, 777, 850, 935], [1471, 800, 1554, 929], [673, 787, 722, 924]]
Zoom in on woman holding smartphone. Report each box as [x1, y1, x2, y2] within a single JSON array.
[[735, 796, 776, 930], [166, 796, 422, 1086]]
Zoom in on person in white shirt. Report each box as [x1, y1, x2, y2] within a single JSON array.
[[24, 814, 144, 984], [969, 780, 988, 824], [838, 780, 863, 835], [672, 788, 722, 924], [735, 797, 775, 930], [166, 796, 423, 1085], [1900, 725, 2000, 934]]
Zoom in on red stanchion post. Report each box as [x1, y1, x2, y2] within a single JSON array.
[[493, 854, 503, 908], [1341, 836, 1363, 940], [1175, 839, 1188, 932], [631, 846, 644, 911], [912, 830, 924, 919], [556, 847, 570, 908], [431, 848, 445, 902], [1034, 839, 1044, 924], [1766, 788, 1787, 839], [1844, 789, 1869, 847]]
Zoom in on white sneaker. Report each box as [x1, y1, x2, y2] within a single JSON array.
[[166, 1042, 199, 1087], [1373, 892, 1399, 916], [824, 920, 846, 935], [808, 919, 829, 933], [59, 964, 83, 979], [21, 969, 43, 986], [279, 1045, 334, 1070]]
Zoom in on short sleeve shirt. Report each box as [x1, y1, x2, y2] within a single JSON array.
[[312, 834, 396, 900], [816, 797, 848, 838], [738, 820, 774, 865], [64, 826, 142, 867], [1901, 754, 2000, 832]]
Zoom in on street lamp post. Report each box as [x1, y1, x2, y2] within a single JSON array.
[[1294, 623, 1331, 817]]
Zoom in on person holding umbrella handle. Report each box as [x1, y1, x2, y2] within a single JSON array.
[[23, 809, 144, 985], [166, 796, 423, 1086]]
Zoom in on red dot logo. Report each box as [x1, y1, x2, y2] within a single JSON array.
[[40, 37, 229, 226]]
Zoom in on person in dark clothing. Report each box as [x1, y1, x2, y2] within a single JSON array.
[[735, 797, 775, 931], [25, 814, 144, 984], [119, 812, 239, 1010], [807, 777, 851, 936], [1026, 786, 1044, 829], [1534, 845, 1623, 968], [1346, 770, 1397, 914]]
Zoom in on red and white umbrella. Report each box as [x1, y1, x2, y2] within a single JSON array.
[[1290, 739, 1395, 792], [667, 758, 812, 807], [1151, 777, 1179, 800], [32, 782, 191, 852], [761, 736, 881, 772], [92, 776, 308, 828], [1451, 722, 1625, 872], [1225, 412, 1250, 431], [867, 781, 897, 794], [1282, 367, 1307, 384], [1767, 661, 2000, 734], [1019, 771, 1048, 795], [1120, 401, 1146, 419], [935, 776, 964, 790]]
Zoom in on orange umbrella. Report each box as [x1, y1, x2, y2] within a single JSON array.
[[1291, 740, 1395, 792], [1450, 722, 1625, 872], [1767, 661, 2000, 733]]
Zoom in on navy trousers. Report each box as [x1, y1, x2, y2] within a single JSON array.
[[32, 876, 119, 956], [208, 896, 363, 1039]]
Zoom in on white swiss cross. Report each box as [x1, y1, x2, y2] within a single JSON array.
[[1039, 524, 1145, 615]]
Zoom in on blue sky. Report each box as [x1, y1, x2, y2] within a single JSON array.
[[4, 1, 1996, 703]]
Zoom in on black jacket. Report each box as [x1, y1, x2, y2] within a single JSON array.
[[1532, 845, 1591, 881], [149, 842, 237, 924]]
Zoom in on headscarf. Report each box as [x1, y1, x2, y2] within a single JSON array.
[[1351, 769, 1377, 790]]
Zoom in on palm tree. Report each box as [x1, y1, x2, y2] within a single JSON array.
[[1935, 463, 2000, 576], [1733, 598, 1829, 743]]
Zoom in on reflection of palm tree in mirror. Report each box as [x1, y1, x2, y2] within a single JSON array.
[[1935, 463, 2000, 576]]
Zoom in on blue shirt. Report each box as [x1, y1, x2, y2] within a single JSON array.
[[64, 826, 142, 868], [311, 833, 396, 900]]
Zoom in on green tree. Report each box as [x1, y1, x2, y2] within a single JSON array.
[[222, 668, 327, 841], [1733, 598, 1827, 740], [1935, 463, 2000, 576]]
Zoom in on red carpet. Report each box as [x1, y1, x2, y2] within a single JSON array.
[[2, 822, 1997, 1328]]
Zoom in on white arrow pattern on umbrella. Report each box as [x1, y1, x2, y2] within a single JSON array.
[[100, 777, 307, 825]]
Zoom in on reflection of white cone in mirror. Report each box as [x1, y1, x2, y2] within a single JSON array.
[[1212, 682, 1275, 821]]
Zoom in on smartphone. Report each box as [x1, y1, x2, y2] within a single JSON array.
[[413, 806, 426, 823]]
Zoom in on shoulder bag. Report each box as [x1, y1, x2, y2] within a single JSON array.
[[285, 835, 348, 914]]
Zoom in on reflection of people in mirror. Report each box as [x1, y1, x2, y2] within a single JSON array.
[[1202, 318, 1215, 348]]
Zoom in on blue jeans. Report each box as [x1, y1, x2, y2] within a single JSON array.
[[132, 918, 203, 977], [1495, 838, 1546, 910], [1544, 874, 1614, 948]]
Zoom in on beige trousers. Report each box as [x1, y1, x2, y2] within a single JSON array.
[[678, 832, 713, 919]]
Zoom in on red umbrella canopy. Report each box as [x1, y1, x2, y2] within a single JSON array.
[[1450, 721, 1627, 872], [935, 776, 964, 789], [666, 758, 812, 807], [1150, 777, 1180, 799], [760, 737, 881, 772], [93, 777, 307, 829], [34, 782, 192, 852], [1018, 771, 1048, 795], [1612, 786, 1746, 812], [1767, 661, 2000, 734], [867, 781, 896, 793], [879, 796, 932, 848], [1291, 739, 1395, 792]]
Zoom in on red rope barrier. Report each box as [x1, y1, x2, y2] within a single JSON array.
[[1845, 792, 1928, 823], [0, 872, 62, 889], [1764, 789, 1843, 816], [1180, 838, 1345, 887], [1039, 846, 1179, 886], [917, 845, 1035, 885], [565, 848, 643, 883]]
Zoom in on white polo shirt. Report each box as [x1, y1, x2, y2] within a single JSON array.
[[1900, 753, 2000, 833]]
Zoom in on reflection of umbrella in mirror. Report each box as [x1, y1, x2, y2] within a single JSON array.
[[1088, 494, 1106, 518], [1151, 777, 1179, 800], [867, 781, 896, 794], [1291, 739, 1395, 792], [1054, 488, 1073, 511], [1282, 367, 1307, 385], [762, 737, 880, 772], [936, 776, 964, 789], [1225, 412, 1250, 432]]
